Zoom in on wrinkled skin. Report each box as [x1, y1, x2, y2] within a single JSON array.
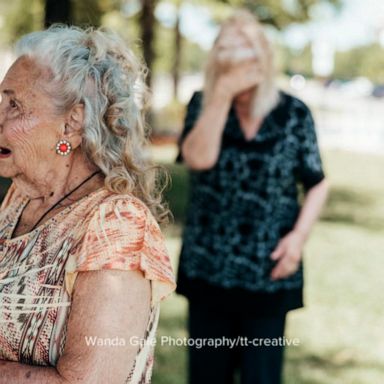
[[0, 56, 94, 202]]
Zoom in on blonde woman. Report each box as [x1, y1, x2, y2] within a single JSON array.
[[176, 10, 329, 384], [0, 26, 176, 383]]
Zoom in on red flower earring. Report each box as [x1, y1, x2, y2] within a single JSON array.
[[56, 139, 72, 156]]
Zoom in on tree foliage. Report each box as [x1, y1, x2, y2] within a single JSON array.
[[334, 44, 384, 83], [0, 0, 43, 45], [198, 0, 341, 28], [1, 0, 381, 84]]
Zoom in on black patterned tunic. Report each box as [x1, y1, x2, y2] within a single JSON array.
[[176, 90, 325, 314]]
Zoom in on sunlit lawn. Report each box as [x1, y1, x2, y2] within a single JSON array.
[[152, 148, 384, 384]]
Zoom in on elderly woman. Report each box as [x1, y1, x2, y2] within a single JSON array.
[[176, 10, 329, 384], [0, 26, 176, 383]]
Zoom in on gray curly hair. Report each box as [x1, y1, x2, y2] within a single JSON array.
[[15, 25, 170, 224]]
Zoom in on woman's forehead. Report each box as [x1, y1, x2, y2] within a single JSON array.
[[218, 24, 258, 47], [1, 57, 45, 96], [219, 25, 242, 40], [217, 33, 248, 49]]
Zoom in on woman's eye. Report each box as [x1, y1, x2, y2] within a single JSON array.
[[10, 100, 18, 109]]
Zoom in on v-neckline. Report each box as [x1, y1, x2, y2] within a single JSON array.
[[241, 121, 263, 142], [3, 187, 107, 243], [230, 107, 266, 142]]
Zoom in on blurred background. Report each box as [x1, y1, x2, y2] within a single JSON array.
[[0, 0, 383, 383]]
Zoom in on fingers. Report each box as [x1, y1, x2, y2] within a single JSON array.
[[270, 242, 284, 261], [270, 232, 303, 280], [229, 62, 262, 82], [239, 62, 262, 80], [270, 256, 299, 281], [241, 66, 263, 88], [217, 61, 263, 98], [270, 262, 283, 281]]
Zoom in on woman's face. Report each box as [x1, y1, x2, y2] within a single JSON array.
[[0, 56, 64, 179], [216, 24, 262, 105], [215, 24, 260, 70]]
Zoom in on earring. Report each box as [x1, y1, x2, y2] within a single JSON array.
[[56, 139, 72, 156]]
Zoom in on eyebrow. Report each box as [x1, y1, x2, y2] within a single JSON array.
[[2, 89, 16, 96], [1, 89, 22, 105]]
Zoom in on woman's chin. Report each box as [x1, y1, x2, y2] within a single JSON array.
[[0, 166, 16, 179]]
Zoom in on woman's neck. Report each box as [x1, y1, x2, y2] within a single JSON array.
[[12, 149, 102, 207], [234, 100, 263, 141]]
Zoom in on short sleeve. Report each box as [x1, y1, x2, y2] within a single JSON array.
[[175, 91, 203, 164], [295, 103, 326, 192], [64, 196, 177, 307], [0, 182, 18, 211]]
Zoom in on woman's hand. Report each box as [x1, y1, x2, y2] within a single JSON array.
[[269, 179, 329, 281], [269, 231, 305, 281], [181, 60, 263, 171], [214, 60, 263, 101]]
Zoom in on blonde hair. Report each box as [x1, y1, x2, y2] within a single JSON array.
[[204, 9, 279, 118], [15, 25, 170, 224]]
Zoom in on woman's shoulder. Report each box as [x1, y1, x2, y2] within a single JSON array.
[[78, 189, 160, 240], [87, 189, 153, 221], [277, 90, 312, 117], [67, 188, 176, 305], [187, 90, 204, 109], [0, 182, 23, 211], [72, 188, 168, 271], [190, 90, 203, 100]]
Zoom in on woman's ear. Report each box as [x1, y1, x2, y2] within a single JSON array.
[[64, 103, 85, 147], [65, 103, 84, 135]]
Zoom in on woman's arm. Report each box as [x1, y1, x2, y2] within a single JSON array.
[[292, 178, 330, 241], [180, 88, 231, 170], [0, 269, 151, 384], [0, 361, 63, 384], [270, 179, 329, 280], [181, 61, 262, 170]]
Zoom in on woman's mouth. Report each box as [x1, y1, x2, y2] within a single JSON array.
[[0, 147, 12, 158]]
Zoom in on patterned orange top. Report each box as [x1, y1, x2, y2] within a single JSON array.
[[0, 183, 176, 382]]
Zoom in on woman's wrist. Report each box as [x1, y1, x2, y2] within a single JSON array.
[[212, 80, 233, 106], [292, 227, 308, 244]]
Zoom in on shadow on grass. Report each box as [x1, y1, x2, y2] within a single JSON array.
[[321, 186, 383, 231], [153, 308, 188, 384], [154, 316, 384, 384], [284, 345, 384, 384]]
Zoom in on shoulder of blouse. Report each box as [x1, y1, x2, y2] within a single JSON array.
[[80, 191, 154, 230], [0, 183, 20, 211], [281, 90, 312, 116], [65, 191, 176, 305], [188, 90, 203, 108]]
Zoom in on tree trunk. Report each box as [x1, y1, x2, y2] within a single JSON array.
[[72, 0, 103, 27], [45, 0, 72, 28], [140, 0, 156, 89], [172, 3, 181, 100]]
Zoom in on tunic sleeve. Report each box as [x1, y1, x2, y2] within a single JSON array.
[[64, 196, 176, 307], [175, 91, 203, 163], [0, 182, 18, 211], [295, 103, 326, 192]]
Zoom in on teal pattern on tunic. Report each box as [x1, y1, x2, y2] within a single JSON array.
[[176, 90, 325, 293]]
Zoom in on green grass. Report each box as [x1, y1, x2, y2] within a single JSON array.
[[153, 149, 384, 384]]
